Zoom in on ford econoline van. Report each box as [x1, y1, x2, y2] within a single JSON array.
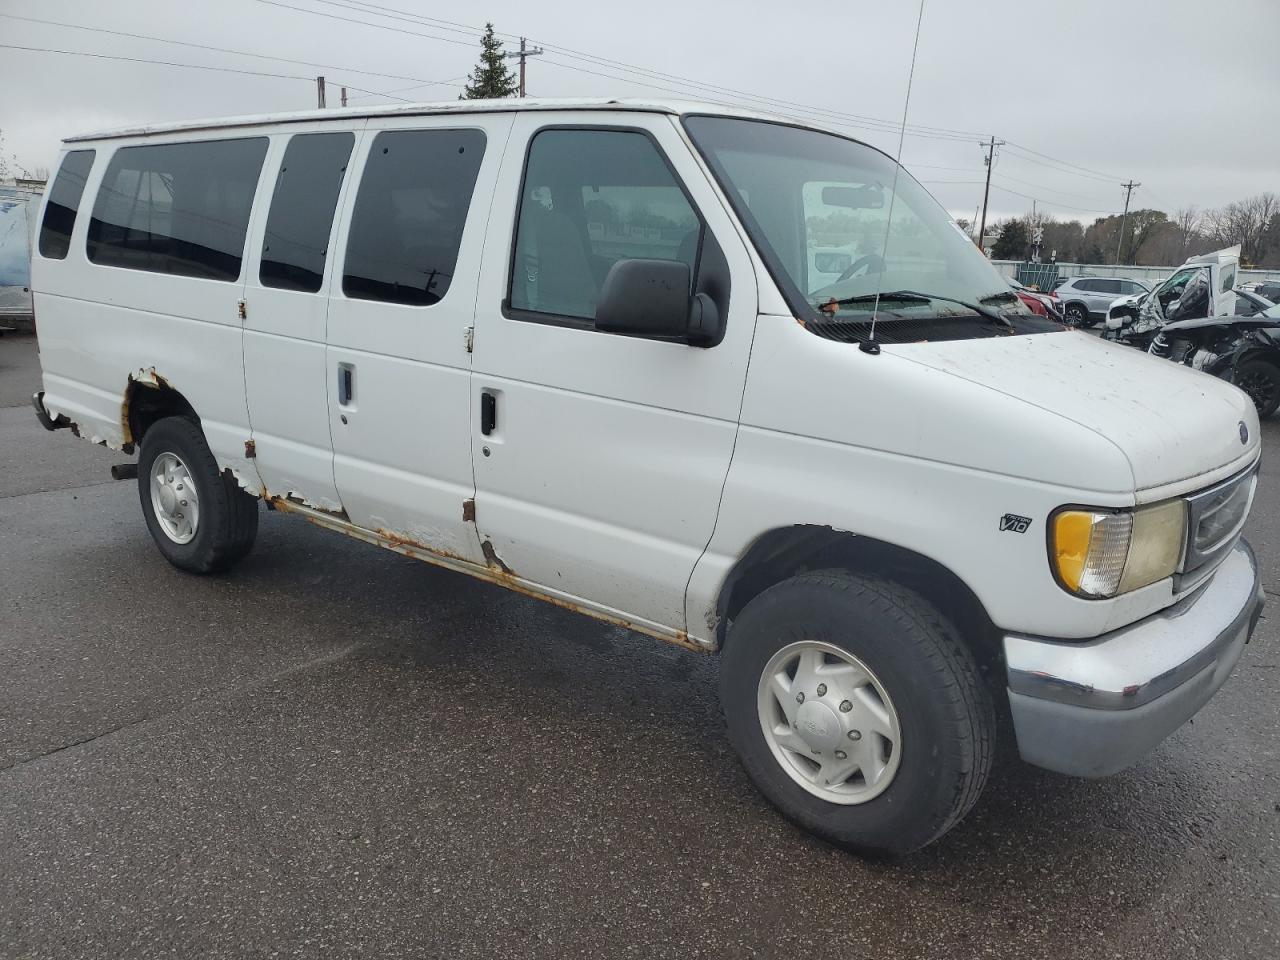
[[30, 99, 1264, 855]]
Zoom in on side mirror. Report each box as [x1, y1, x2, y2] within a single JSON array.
[[595, 258, 721, 345]]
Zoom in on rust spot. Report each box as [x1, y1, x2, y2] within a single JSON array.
[[462, 498, 476, 523], [271, 498, 710, 655], [120, 368, 176, 447], [244, 439, 257, 458], [375, 527, 470, 565], [480, 539, 513, 575]]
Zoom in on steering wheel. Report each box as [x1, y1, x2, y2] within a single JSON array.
[[837, 253, 886, 283]]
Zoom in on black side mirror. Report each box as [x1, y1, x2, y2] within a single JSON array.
[[595, 258, 721, 345]]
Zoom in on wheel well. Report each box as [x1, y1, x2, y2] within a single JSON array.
[[124, 379, 198, 447], [716, 526, 1003, 684]]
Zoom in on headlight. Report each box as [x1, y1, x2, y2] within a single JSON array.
[[1051, 500, 1186, 598]]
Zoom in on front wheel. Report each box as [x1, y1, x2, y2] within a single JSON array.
[[138, 416, 259, 573], [720, 571, 994, 856], [1234, 359, 1280, 419]]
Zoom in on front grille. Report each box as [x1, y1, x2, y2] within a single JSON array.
[[1181, 463, 1258, 580]]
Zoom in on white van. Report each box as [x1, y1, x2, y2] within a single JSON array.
[[30, 99, 1264, 855]]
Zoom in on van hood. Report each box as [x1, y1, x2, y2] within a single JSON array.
[[897, 330, 1259, 492]]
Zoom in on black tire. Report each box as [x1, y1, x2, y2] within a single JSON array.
[[1063, 302, 1088, 327], [721, 571, 994, 857], [1233, 359, 1280, 419], [137, 416, 258, 573]]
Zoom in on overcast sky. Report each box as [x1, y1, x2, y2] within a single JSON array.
[[2, 0, 1277, 225]]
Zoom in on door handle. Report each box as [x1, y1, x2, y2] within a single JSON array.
[[480, 391, 497, 436], [337, 362, 355, 406]]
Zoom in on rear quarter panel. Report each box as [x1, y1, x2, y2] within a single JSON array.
[[31, 139, 265, 488]]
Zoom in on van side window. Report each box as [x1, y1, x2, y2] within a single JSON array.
[[38, 150, 95, 260], [86, 138, 267, 282], [260, 132, 354, 293], [509, 129, 701, 324], [342, 128, 486, 307]]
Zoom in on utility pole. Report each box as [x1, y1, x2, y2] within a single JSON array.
[[503, 37, 543, 97], [316, 76, 326, 109], [1115, 180, 1140, 265], [340, 86, 347, 108], [976, 135, 1004, 254]]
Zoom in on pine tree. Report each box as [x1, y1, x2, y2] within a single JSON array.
[[460, 24, 519, 100]]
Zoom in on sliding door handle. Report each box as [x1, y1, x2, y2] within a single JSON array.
[[480, 391, 497, 436], [337, 363, 355, 406]]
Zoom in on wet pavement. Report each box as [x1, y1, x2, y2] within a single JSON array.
[[2, 332, 1278, 959]]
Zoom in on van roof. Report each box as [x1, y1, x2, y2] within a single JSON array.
[[63, 97, 789, 143]]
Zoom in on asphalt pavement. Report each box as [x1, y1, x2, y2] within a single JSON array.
[[2, 332, 1278, 959]]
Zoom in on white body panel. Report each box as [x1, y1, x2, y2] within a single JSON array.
[[684, 317, 1260, 642], [469, 112, 758, 631], [321, 113, 514, 564], [240, 120, 364, 511], [31, 140, 263, 488]]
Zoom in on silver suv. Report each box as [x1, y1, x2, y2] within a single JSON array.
[[1056, 276, 1151, 327]]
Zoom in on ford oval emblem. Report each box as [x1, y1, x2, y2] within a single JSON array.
[[1239, 421, 1249, 445]]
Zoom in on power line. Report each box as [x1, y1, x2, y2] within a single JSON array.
[[1001, 143, 1121, 185], [257, 0, 986, 142], [0, 43, 323, 83], [1004, 140, 1124, 183], [299, 0, 991, 139], [0, 11, 460, 88], [0, 42, 415, 105], [345, 76, 467, 101]]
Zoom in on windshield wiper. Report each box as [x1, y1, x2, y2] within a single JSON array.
[[821, 289, 1013, 328]]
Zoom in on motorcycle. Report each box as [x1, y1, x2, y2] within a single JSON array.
[[1148, 316, 1280, 418]]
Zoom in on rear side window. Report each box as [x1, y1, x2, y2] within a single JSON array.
[[260, 132, 354, 293], [342, 128, 486, 306], [38, 150, 95, 259], [87, 137, 268, 282], [510, 129, 700, 323]]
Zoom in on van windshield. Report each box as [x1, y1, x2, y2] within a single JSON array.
[[682, 116, 1060, 344]]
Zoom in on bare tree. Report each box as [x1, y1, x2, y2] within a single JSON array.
[[1173, 206, 1201, 260], [1206, 193, 1279, 265]]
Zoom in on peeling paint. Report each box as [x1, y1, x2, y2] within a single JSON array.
[[462, 498, 476, 523]]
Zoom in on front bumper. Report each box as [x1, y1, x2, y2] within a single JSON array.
[[1004, 538, 1263, 777]]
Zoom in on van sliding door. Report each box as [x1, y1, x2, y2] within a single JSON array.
[[321, 114, 513, 564], [241, 123, 362, 510]]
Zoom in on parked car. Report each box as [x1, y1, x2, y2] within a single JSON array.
[[1149, 299, 1280, 417], [1252, 279, 1280, 302], [1056, 275, 1151, 326], [1104, 246, 1244, 349], [1007, 277, 1064, 321], [29, 99, 1264, 856]]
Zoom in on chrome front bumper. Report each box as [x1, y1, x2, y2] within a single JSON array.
[[1004, 539, 1263, 777]]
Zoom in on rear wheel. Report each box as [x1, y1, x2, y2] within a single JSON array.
[[1063, 302, 1088, 327], [1234, 360, 1280, 419], [138, 416, 258, 573], [720, 570, 994, 856]]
